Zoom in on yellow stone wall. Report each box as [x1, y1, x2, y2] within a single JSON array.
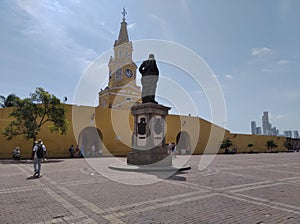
[[0, 106, 77, 159], [0, 105, 288, 159], [224, 133, 287, 153]]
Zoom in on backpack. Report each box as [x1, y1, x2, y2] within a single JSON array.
[[36, 144, 44, 159]]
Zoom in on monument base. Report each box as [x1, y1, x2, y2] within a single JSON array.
[[127, 146, 172, 166], [128, 102, 172, 167]]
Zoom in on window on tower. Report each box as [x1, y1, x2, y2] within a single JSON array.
[[116, 68, 122, 79]]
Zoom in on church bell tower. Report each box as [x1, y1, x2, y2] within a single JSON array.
[[98, 8, 141, 109]]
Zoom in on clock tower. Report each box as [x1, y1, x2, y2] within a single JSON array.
[[98, 8, 141, 109]]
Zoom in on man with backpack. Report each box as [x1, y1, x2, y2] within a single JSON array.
[[31, 139, 46, 178]]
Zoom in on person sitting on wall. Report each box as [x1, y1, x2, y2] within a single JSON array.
[[139, 53, 159, 104], [75, 145, 80, 158], [13, 146, 21, 160]]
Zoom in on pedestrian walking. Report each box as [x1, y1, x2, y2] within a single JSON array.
[[31, 139, 46, 178]]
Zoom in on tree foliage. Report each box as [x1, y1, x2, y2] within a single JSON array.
[[284, 140, 293, 151], [220, 139, 233, 150], [266, 140, 277, 151], [0, 94, 20, 108], [2, 88, 68, 141]]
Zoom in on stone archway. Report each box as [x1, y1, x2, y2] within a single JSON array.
[[176, 131, 191, 154], [78, 127, 103, 158]]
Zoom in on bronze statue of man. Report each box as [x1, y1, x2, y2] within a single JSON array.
[[139, 54, 159, 104]]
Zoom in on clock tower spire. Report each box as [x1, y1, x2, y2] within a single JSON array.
[[98, 8, 141, 109], [114, 8, 129, 46]]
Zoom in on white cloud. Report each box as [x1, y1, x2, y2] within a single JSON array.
[[127, 23, 136, 30], [251, 47, 272, 57], [277, 60, 289, 65], [16, 0, 72, 17], [16, 0, 99, 72], [225, 74, 233, 79]]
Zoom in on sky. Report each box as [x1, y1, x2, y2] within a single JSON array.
[[0, 0, 299, 134]]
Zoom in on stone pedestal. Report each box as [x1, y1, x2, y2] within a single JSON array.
[[127, 103, 172, 166]]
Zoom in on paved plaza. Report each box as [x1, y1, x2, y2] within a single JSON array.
[[0, 153, 299, 224]]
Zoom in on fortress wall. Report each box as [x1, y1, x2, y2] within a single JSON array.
[[226, 133, 287, 153], [0, 105, 77, 159], [0, 106, 289, 159]]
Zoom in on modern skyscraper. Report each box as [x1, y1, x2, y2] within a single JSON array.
[[284, 130, 293, 138], [262, 111, 271, 135], [256, 127, 262, 135], [251, 121, 256, 134], [270, 127, 278, 136]]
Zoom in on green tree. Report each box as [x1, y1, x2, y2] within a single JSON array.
[[220, 139, 233, 153], [0, 94, 20, 108], [266, 140, 277, 152], [2, 88, 68, 142], [284, 140, 293, 151]]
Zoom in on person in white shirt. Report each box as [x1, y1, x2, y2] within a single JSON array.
[[31, 139, 46, 178]]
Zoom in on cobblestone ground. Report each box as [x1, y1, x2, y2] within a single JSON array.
[[0, 153, 299, 224]]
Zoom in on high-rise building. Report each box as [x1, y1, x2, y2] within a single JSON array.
[[284, 130, 293, 138], [251, 121, 256, 134], [262, 111, 271, 135], [270, 127, 278, 136], [294, 131, 299, 138], [256, 127, 262, 135]]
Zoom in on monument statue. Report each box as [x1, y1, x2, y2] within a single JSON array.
[[110, 52, 190, 170], [139, 53, 159, 104]]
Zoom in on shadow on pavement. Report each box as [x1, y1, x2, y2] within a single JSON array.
[[135, 170, 188, 181], [166, 171, 188, 181], [26, 176, 39, 180]]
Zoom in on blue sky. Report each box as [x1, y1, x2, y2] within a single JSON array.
[[0, 0, 299, 134]]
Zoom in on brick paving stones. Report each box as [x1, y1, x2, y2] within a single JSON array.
[[0, 153, 299, 223]]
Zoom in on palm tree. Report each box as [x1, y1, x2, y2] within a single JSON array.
[[0, 94, 20, 108], [266, 140, 277, 152]]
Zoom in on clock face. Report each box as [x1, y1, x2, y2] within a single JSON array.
[[125, 69, 133, 78]]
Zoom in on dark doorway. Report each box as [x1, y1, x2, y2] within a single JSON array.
[[78, 127, 103, 157], [176, 131, 191, 154]]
